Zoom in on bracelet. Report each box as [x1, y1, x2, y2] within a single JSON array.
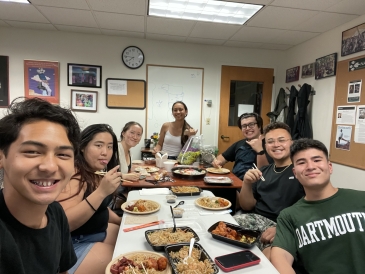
[[85, 197, 97, 212]]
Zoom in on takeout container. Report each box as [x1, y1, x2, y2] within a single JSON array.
[[156, 152, 168, 168], [207, 221, 261, 249], [145, 226, 200, 251], [164, 242, 219, 274], [143, 157, 156, 165], [164, 161, 175, 172], [172, 208, 184, 218], [170, 186, 202, 196], [166, 195, 177, 203]]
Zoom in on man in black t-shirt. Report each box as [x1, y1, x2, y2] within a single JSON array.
[[0, 98, 80, 274], [213, 113, 270, 180], [234, 122, 305, 260]]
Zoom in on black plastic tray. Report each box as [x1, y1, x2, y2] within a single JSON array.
[[171, 167, 206, 180], [170, 186, 202, 196], [207, 221, 261, 248], [165, 242, 219, 274], [145, 226, 200, 251]]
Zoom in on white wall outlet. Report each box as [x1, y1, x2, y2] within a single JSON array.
[[206, 118, 210, 125]]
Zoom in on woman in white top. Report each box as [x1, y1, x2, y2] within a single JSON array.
[[154, 101, 197, 159], [118, 121, 143, 181]]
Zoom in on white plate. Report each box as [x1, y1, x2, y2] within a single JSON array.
[[121, 200, 160, 215], [106, 251, 172, 274], [206, 167, 230, 174], [135, 166, 160, 173], [195, 197, 232, 210]]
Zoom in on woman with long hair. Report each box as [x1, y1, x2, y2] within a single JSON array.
[[57, 124, 122, 274], [153, 101, 197, 159]]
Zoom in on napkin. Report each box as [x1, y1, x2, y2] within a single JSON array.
[[139, 188, 170, 195], [155, 152, 168, 168]]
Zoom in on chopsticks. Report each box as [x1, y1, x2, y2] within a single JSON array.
[[123, 220, 165, 232], [253, 163, 265, 181], [94, 171, 134, 184]]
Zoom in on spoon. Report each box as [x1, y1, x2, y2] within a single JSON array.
[[183, 238, 195, 264], [169, 205, 177, 232], [174, 201, 185, 208]]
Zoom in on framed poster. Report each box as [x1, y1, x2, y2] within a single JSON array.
[[68, 63, 102, 88], [315, 53, 337, 80], [286, 66, 300, 83], [342, 23, 365, 57], [24, 60, 60, 104], [0, 56, 9, 107], [71, 90, 98, 112], [301, 63, 314, 78]]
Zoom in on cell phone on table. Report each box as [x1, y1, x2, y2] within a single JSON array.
[[214, 250, 261, 272]]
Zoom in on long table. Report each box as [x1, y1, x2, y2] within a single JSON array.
[[122, 165, 242, 213], [113, 190, 279, 274]]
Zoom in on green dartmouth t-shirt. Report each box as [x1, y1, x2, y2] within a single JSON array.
[[273, 188, 365, 274]]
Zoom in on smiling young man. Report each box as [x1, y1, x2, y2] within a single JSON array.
[[0, 98, 80, 274], [271, 139, 365, 274], [234, 122, 305, 260], [212, 113, 270, 180]]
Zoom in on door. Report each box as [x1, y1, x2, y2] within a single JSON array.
[[219, 65, 274, 171]]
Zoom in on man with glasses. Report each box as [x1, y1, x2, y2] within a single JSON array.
[[234, 122, 305, 260], [213, 113, 270, 180]]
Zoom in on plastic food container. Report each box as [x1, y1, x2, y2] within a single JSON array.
[[166, 195, 177, 203], [144, 157, 156, 165], [172, 208, 184, 218]]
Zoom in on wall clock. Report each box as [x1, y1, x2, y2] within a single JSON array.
[[121, 46, 144, 69]]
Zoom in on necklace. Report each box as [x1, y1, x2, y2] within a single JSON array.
[[273, 164, 292, 174]]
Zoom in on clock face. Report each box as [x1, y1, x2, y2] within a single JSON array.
[[122, 46, 144, 69]]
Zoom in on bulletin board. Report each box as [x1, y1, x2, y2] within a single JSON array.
[[146, 65, 203, 137], [329, 54, 365, 170], [106, 78, 146, 109]]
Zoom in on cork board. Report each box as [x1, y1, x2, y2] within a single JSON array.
[[329, 54, 365, 170], [106, 78, 146, 109]]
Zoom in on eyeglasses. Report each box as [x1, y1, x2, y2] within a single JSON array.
[[241, 122, 257, 129], [266, 138, 291, 146]]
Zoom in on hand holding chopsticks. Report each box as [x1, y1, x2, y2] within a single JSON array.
[[94, 170, 134, 184], [253, 163, 265, 181]]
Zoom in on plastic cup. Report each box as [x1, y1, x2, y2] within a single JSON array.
[[164, 161, 175, 172]]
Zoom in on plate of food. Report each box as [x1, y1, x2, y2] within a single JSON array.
[[165, 243, 219, 274], [121, 199, 160, 215], [195, 197, 231, 210], [171, 167, 206, 180], [206, 167, 230, 174], [207, 221, 260, 248], [106, 251, 171, 274], [132, 159, 144, 165], [145, 226, 200, 251], [204, 176, 233, 185], [135, 166, 160, 173], [170, 186, 202, 196]]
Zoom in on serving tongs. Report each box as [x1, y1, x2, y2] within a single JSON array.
[[169, 206, 177, 232]]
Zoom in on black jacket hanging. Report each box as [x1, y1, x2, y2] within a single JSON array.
[[292, 83, 313, 140], [267, 88, 287, 123], [286, 85, 298, 131]]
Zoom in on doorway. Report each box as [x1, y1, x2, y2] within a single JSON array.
[[218, 65, 274, 171]]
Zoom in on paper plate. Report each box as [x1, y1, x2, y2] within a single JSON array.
[[106, 251, 172, 274], [206, 167, 230, 174], [195, 197, 231, 210], [121, 200, 160, 215], [135, 166, 160, 173]]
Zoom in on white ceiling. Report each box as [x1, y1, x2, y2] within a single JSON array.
[[0, 0, 364, 50]]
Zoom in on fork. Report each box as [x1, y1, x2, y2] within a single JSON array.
[[183, 238, 195, 264]]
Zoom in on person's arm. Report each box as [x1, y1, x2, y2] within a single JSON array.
[[108, 208, 122, 225], [154, 123, 168, 153], [212, 154, 227, 168], [246, 135, 269, 168], [122, 172, 140, 181], [238, 169, 261, 210], [271, 247, 295, 274]]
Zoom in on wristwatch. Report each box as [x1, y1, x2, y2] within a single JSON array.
[[256, 150, 265, 155]]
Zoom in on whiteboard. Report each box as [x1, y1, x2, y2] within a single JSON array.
[[146, 65, 203, 138]]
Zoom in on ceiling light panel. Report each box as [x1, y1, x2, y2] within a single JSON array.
[[0, 0, 29, 3], [149, 0, 263, 25]]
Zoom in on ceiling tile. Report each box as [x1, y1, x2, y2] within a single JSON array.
[[146, 33, 186, 42], [247, 6, 319, 30], [230, 26, 286, 43], [30, 0, 89, 9], [94, 12, 144, 32], [224, 40, 263, 48], [270, 0, 342, 11], [147, 17, 195, 36], [190, 22, 241, 40], [0, 20, 10, 27], [186, 37, 225, 46], [259, 43, 293, 50], [269, 30, 320, 45], [326, 0, 365, 15], [220, 0, 271, 4], [294, 12, 358, 33], [88, 0, 145, 15], [0, 2, 49, 23], [37, 6, 98, 27], [101, 29, 144, 38], [56, 25, 101, 34], [5, 21, 56, 30]]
